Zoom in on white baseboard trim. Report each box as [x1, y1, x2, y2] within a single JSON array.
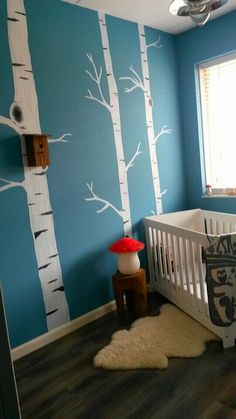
[[11, 300, 116, 361]]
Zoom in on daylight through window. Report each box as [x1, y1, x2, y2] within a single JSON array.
[[199, 53, 236, 194]]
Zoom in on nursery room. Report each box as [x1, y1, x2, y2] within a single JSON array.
[[1, 0, 236, 418]]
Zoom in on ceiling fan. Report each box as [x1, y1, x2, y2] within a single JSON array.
[[169, 0, 230, 27]]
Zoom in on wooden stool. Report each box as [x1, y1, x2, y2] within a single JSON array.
[[112, 268, 147, 318]]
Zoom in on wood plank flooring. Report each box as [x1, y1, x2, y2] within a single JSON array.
[[14, 293, 236, 419]]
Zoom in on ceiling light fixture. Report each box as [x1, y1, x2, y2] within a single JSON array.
[[169, 0, 230, 27]]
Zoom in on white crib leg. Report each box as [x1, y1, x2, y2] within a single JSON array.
[[222, 334, 235, 349]]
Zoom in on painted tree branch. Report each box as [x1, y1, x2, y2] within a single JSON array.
[[153, 125, 172, 145], [120, 66, 145, 94], [85, 52, 111, 112], [0, 177, 25, 192], [146, 37, 163, 49], [48, 133, 72, 143], [0, 115, 22, 134], [85, 182, 123, 218], [150, 190, 168, 215], [160, 189, 168, 198], [125, 142, 142, 172], [85, 90, 109, 109]]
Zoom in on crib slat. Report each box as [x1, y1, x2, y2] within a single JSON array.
[[158, 230, 166, 289], [160, 230, 169, 291], [212, 219, 217, 235], [171, 234, 178, 289], [218, 220, 223, 235], [151, 228, 159, 286], [229, 224, 233, 233], [222, 222, 229, 234], [166, 233, 173, 285], [208, 218, 213, 235], [232, 224, 236, 233], [176, 237, 186, 302], [189, 241, 198, 309], [155, 228, 164, 289], [145, 226, 155, 289], [177, 240, 183, 293], [183, 238, 191, 297], [196, 243, 208, 317]]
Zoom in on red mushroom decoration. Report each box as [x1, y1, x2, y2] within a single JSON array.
[[109, 237, 145, 274], [205, 184, 212, 196]]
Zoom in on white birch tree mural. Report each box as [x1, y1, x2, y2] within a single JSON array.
[[120, 25, 172, 215], [0, 0, 70, 330], [84, 13, 142, 237]]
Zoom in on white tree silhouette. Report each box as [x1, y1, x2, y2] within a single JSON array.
[[85, 13, 143, 237], [120, 26, 172, 215], [0, 0, 71, 330]]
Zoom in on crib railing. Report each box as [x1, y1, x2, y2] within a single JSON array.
[[145, 210, 236, 347], [202, 210, 236, 235], [145, 218, 209, 317]]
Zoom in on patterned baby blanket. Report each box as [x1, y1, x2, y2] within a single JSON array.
[[205, 235, 236, 326]]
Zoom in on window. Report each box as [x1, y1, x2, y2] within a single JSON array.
[[198, 53, 236, 195]]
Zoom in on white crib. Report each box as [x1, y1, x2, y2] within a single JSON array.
[[145, 209, 236, 348]]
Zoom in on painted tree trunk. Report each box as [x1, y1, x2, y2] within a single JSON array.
[[138, 24, 163, 215], [98, 13, 132, 236], [6, 0, 70, 330]]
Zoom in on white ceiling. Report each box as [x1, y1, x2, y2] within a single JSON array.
[[73, 0, 236, 34]]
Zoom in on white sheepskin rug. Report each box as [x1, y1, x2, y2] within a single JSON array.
[[93, 304, 219, 370]]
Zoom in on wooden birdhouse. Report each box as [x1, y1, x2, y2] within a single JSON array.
[[24, 134, 50, 167]]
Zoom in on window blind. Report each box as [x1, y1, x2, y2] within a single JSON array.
[[199, 54, 236, 189]]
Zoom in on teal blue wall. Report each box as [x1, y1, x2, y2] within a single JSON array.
[[176, 11, 236, 213], [0, 0, 186, 347]]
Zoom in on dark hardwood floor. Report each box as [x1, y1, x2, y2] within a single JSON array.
[[14, 293, 236, 419]]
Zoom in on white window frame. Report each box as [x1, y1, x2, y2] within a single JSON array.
[[198, 52, 236, 197]]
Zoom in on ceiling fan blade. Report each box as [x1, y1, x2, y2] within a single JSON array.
[[169, 0, 230, 17], [169, 0, 189, 16]]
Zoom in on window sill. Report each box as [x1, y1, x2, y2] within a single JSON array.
[[202, 194, 236, 198]]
